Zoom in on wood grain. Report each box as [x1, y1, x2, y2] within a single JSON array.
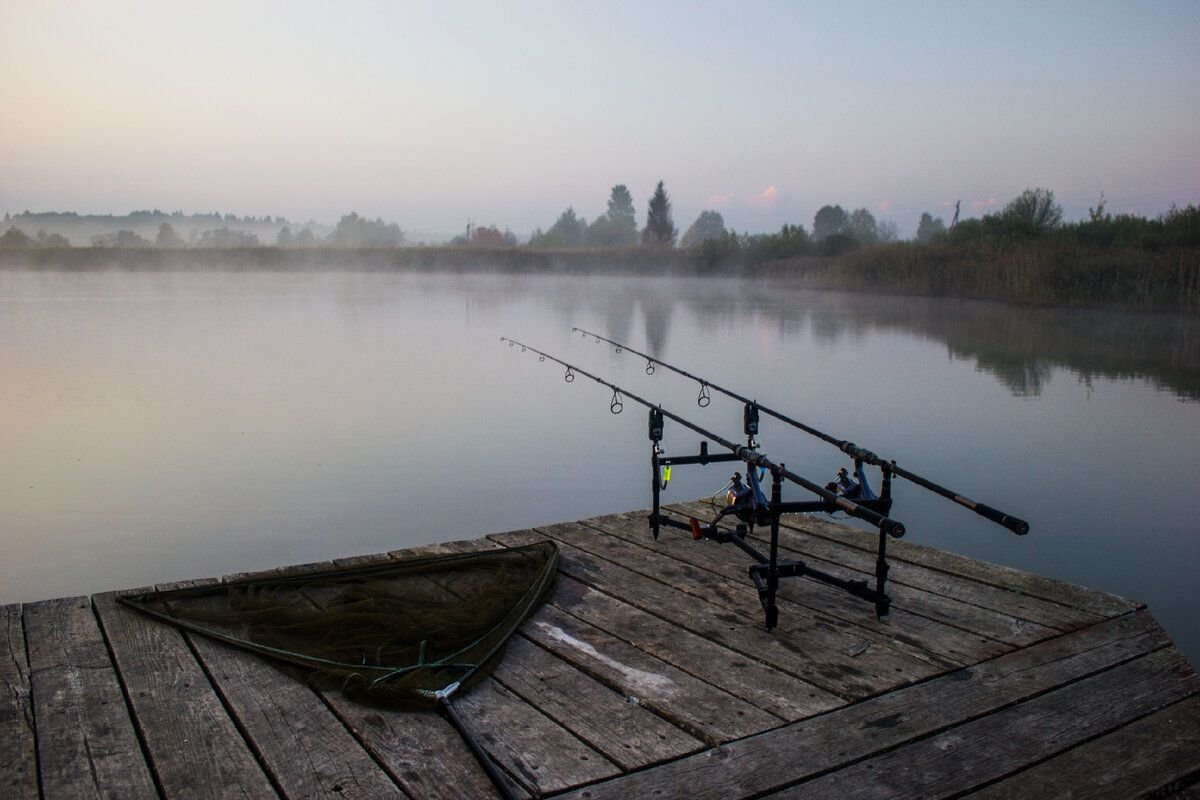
[[24, 596, 157, 800], [1, 604, 37, 800], [93, 591, 276, 799]]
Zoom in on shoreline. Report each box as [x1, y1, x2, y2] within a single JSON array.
[[2, 244, 1197, 316]]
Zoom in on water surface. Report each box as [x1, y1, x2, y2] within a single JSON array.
[[3, 269, 1197, 663]]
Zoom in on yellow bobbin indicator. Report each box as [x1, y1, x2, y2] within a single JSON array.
[[660, 466, 672, 486]]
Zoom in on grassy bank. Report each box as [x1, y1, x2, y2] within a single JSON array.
[[758, 242, 1200, 313]]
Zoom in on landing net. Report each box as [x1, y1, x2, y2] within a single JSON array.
[[118, 541, 558, 709]]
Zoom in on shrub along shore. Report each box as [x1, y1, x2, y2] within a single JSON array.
[[758, 242, 1200, 314]]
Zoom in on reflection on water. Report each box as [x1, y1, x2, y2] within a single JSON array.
[[830, 296, 1200, 401], [561, 281, 1200, 402], [2, 269, 1197, 666], [443, 275, 1200, 402]]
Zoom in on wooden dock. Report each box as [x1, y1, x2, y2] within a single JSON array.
[[5, 502, 1199, 799]]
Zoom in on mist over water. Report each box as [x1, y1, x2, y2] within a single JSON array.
[[2, 269, 1197, 663]]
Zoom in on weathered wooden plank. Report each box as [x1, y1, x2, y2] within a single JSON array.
[[665, 502, 1095, 634], [452, 678, 620, 796], [438, 531, 839, 727], [493, 635, 703, 770], [173, 564, 511, 800], [542, 573, 844, 723], [330, 552, 398, 568], [186, 633, 407, 799], [271, 532, 696, 786], [965, 693, 1200, 800], [319, 697, 518, 800], [2, 604, 37, 800], [589, 510, 1009, 667], [199, 556, 548, 800], [553, 610, 1171, 800], [773, 646, 1200, 799], [745, 503, 1137, 617], [662, 503, 1067, 643], [493, 525, 937, 700], [23, 596, 158, 800], [93, 591, 277, 799], [523, 599, 787, 743], [388, 537, 505, 559], [222, 558, 335, 584]]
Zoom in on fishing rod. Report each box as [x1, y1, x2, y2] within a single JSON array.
[[502, 337, 904, 539], [502, 336, 906, 625], [570, 327, 1029, 536]]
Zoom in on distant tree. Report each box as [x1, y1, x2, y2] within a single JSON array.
[[692, 231, 742, 271], [586, 184, 638, 246], [847, 208, 878, 244], [876, 219, 899, 243], [680, 210, 727, 248], [156, 222, 185, 247], [531, 207, 587, 247], [608, 185, 638, 240], [195, 228, 261, 247], [1163, 203, 1200, 246], [0, 227, 33, 248], [642, 181, 677, 246], [584, 216, 611, 246], [812, 205, 849, 242], [469, 224, 512, 247], [276, 226, 294, 247], [817, 233, 859, 256], [915, 212, 947, 243], [741, 223, 810, 263], [119, 230, 150, 247], [36, 230, 71, 247], [91, 230, 150, 248], [294, 228, 317, 247], [326, 212, 405, 247], [1000, 188, 1063, 235]]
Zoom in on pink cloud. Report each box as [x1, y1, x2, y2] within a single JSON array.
[[746, 185, 779, 208], [971, 197, 999, 211], [877, 199, 893, 214], [707, 192, 735, 207]]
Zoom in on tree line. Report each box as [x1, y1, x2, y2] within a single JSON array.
[[0, 212, 401, 250], [4, 188, 1196, 258], [510, 181, 907, 269]]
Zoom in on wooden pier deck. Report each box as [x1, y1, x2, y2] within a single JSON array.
[[5, 502, 1199, 799]]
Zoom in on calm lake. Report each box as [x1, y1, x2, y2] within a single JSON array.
[[3, 269, 1198, 664]]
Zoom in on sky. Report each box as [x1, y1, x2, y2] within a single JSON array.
[[2, 0, 1198, 240]]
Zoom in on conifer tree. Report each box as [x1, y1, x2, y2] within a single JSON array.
[[642, 180, 677, 246]]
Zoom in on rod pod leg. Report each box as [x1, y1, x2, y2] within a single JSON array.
[[764, 469, 784, 630], [650, 444, 661, 540], [874, 463, 894, 618]]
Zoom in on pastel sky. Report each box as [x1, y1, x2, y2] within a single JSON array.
[[2, 0, 1198, 239]]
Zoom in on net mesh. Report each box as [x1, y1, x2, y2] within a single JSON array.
[[118, 541, 559, 709]]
